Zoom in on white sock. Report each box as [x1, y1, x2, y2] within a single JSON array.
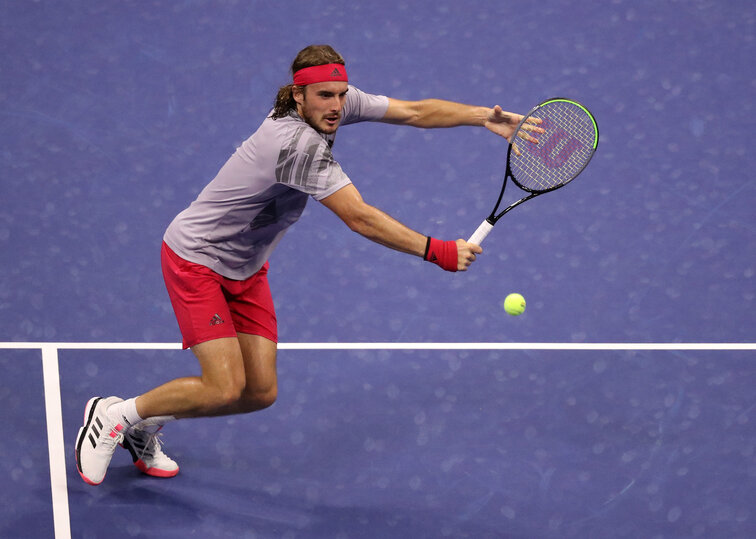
[[132, 415, 177, 434], [106, 397, 143, 428]]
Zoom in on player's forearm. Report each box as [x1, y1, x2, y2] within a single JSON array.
[[346, 203, 427, 257], [321, 184, 428, 257], [404, 99, 491, 129]]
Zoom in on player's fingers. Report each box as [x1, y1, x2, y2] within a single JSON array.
[[521, 122, 545, 134], [457, 253, 473, 270], [516, 130, 539, 145], [457, 240, 482, 255]]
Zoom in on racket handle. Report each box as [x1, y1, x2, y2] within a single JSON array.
[[468, 220, 494, 245]]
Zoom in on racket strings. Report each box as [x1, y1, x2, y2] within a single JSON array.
[[510, 101, 597, 192]]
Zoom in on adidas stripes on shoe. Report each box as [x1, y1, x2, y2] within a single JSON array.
[[121, 426, 179, 478], [74, 396, 125, 486]]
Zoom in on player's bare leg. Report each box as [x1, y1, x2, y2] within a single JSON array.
[[134, 337, 240, 418], [133, 334, 277, 419], [232, 333, 278, 414]]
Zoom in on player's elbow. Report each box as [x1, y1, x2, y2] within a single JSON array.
[[401, 103, 425, 127], [321, 187, 381, 238], [342, 208, 371, 235], [383, 98, 424, 126], [341, 202, 377, 237]]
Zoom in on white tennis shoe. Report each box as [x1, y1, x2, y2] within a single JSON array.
[[75, 396, 125, 485], [121, 425, 179, 478]]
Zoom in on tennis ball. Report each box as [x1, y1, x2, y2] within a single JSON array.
[[504, 293, 526, 316]]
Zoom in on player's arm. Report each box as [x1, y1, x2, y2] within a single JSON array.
[[381, 98, 541, 143], [319, 184, 481, 272]]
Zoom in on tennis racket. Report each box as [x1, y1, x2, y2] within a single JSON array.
[[468, 98, 599, 245]]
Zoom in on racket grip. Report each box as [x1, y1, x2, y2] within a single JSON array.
[[467, 220, 494, 245]]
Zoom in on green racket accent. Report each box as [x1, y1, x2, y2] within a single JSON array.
[[542, 98, 599, 149]]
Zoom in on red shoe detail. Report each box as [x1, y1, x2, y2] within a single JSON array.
[[135, 459, 179, 478]]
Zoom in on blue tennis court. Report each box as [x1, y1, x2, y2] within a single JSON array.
[[1, 1, 754, 537]]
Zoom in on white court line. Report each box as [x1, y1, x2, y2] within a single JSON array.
[[2, 340, 754, 539], [279, 342, 756, 351], [1, 342, 755, 351], [40, 346, 71, 539]]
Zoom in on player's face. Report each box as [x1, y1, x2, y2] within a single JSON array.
[[294, 81, 349, 134]]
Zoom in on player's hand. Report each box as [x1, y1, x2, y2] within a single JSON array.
[[485, 105, 543, 144], [456, 239, 483, 271]]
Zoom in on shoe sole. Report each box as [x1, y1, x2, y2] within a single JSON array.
[[74, 397, 105, 486], [135, 459, 180, 478], [120, 435, 179, 478]]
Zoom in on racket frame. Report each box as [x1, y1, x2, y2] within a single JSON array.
[[470, 98, 598, 243]]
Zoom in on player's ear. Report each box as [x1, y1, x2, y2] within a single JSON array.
[[292, 85, 305, 107]]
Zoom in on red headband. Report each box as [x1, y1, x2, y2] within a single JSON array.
[[293, 63, 348, 86]]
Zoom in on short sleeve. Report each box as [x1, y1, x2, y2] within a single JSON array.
[[341, 85, 390, 125], [274, 125, 351, 200]]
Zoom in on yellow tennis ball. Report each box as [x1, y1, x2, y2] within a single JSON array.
[[504, 293, 526, 316]]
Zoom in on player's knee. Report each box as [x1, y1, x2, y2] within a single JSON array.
[[257, 385, 278, 409], [238, 384, 277, 413], [209, 380, 246, 410]]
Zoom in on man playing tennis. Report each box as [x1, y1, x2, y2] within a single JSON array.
[[75, 44, 536, 484]]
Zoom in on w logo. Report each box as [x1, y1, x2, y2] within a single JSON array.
[[525, 118, 583, 168]]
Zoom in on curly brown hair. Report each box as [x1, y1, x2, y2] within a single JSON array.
[[271, 45, 346, 119]]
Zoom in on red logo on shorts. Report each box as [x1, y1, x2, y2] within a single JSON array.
[[210, 314, 224, 326]]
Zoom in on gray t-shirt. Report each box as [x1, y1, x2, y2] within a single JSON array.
[[164, 85, 389, 279]]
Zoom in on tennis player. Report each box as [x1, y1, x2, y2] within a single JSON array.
[[75, 44, 533, 485]]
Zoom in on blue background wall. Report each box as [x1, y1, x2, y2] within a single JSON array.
[[2, 0, 753, 345]]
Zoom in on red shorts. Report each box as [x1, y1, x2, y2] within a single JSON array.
[[161, 242, 277, 349]]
